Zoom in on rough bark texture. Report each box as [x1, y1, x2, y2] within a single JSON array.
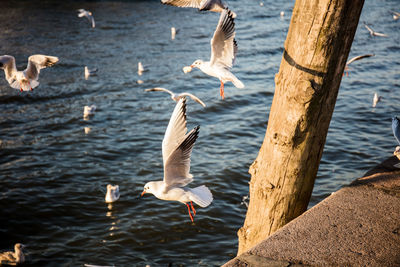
[[237, 0, 364, 255]]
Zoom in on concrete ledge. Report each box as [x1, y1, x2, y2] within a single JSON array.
[[223, 156, 400, 267]]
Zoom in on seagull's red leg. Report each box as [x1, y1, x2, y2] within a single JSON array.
[[186, 203, 194, 222], [20, 88, 23, 92], [190, 201, 196, 216], [219, 81, 225, 100]]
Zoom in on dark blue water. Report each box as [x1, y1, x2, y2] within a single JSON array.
[[0, 0, 399, 266]]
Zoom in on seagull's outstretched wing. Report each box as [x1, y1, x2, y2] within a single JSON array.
[[145, 87, 174, 97], [25, 54, 59, 81], [180, 92, 206, 107], [0, 55, 17, 84], [346, 54, 375, 65], [161, 0, 227, 13], [163, 98, 199, 187], [164, 125, 199, 188], [392, 117, 400, 145], [364, 24, 374, 35], [210, 9, 237, 69]]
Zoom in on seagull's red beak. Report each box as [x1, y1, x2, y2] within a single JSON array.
[[190, 65, 195, 68], [140, 190, 146, 197]]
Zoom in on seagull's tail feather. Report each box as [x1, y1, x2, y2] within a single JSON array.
[[231, 76, 245, 89], [30, 80, 40, 89], [189, 185, 213, 208]]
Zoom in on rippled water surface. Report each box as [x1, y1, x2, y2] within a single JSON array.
[[0, 0, 399, 266]]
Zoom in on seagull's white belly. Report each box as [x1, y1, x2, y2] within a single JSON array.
[[155, 187, 191, 204]]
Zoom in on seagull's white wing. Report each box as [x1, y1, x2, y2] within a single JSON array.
[[373, 32, 388, 37], [0, 55, 17, 84], [364, 24, 374, 34], [180, 92, 206, 107], [346, 54, 374, 65], [145, 87, 174, 97], [164, 125, 200, 188], [25, 55, 59, 81], [162, 98, 188, 165], [161, 0, 203, 9], [87, 15, 95, 28], [210, 9, 237, 69]]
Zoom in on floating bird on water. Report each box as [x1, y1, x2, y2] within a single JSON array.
[[171, 27, 178, 40], [105, 184, 120, 203], [343, 54, 374, 76], [0, 243, 25, 265], [84, 66, 98, 80], [145, 87, 206, 108], [0, 55, 58, 92], [161, 0, 237, 18], [138, 62, 145, 76], [77, 9, 95, 28], [83, 105, 97, 118], [141, 98, 213, 222], [372, 92, 382, 108], [189, 9, 244, 99], [364, 23, 388, 37]]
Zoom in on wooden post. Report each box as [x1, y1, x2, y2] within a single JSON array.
[[237, 0, 364, 255]]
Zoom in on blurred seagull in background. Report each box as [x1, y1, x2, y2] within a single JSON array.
[[0, 54, 58, 92], [83, 105, 96, 118], [392, 117, 400, 165], [161, 0, 237, 18], [140, 98, 213, 222], [364, 23, 388, 37], [343, 54, 374, 76], [145, 87, 206, 108], [372, 92, 382, 108], [190, 9, 244, 99], [138, 62, 144, 76], [105, 184, 120, 203], [391, 11, 400, 20], [0, 243, 25, 265], [77, 9, 95, 28], [84, 66, 98, 80]]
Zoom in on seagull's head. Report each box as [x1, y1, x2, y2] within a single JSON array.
[[141, 181, 157, 197], [190, 60, 204, 69], [15, 243, 25, 252]]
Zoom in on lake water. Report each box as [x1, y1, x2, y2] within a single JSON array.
[[0, 0, 399, 266]]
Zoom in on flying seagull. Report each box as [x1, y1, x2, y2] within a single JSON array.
[[0, 243, 25, 265], [77, 9, 95, 28], [145, 87, 206, 108], [0, 54, 58, 92], [189, 9, 244, 99], [364, 23, 388, 37], [372, 92, 382, 108], [141, 98, 213, 222], [161, 0, 237, 17], [343, 54, 374, 76], [391, 11, 400, 20]]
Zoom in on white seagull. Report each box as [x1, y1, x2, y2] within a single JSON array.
[[84, 66, 98, 80], [83, 105, 97, 118], [141, 98, 213, 222], [145, 87, 206, 108], [372, 92, 382, 108], [391, 11, 400, 20], [77, 9, 95, 28], [0, 55, 58, 92], [190, 9, 244, 99], [105, 184, 120, 203], [161, 0, 237, 18], [138, 62, 144, 76], [0, 243, 25, 265], [364, 23, 388, 37], [344, 54, 374, 76]]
